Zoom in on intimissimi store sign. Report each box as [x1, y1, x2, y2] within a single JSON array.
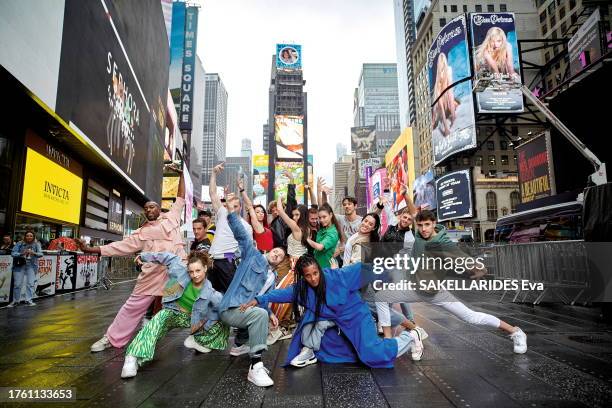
[[21, 131, 83, 224]]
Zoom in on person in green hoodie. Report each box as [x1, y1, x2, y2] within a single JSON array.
[[374, 209, 527, 359]]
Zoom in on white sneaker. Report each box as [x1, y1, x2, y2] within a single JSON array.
[[247, 362, 274, 387], [7, 301, 18, 308], [278, 327, 293, 341], [290, 347, 317, 368], [121, 355, 138, 378], [414, 326, 428, 341], [184, 335, 211, 353], [510, 327, 527, 354], [25, 300, 36, 306], [229, 344, 250, 356], [91, 335, 112, 352], [267, 328, 283, 345], [409, 329, 424, 361]]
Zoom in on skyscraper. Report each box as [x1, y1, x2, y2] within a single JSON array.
[[336, 143, 347, 160], [202, 73, 228, 185], [224, 156, 252, 199], [353, 64, 400, 127], [393, 0, 418, 129]]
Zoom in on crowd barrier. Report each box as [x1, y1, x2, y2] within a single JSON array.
[[488, 240, 590, 305], [0, 252, 140, 304]]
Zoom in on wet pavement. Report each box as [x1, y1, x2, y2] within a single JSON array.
[[1, 282, 611, 407]]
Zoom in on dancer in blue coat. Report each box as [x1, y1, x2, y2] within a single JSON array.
[[241, 255, 416, 368]]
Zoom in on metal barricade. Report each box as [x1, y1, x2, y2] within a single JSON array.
[[491, 240, 590, 305], [96, 256, 140, 289]]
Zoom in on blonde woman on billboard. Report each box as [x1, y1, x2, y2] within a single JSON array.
[[475, 27, 520, 81], [432, 53, 459, 137]]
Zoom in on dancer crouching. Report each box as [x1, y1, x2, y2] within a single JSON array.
[[121, 251, 229, 378], [241, 255, 417, 369]]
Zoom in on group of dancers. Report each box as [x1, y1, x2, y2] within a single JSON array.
[[75, 163, 527, 387]]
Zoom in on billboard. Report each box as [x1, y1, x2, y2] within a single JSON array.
[[253, 155, 269, 206], [179, 6, 199, 130], [413, 170, 436, 210], [385, 129, 416, 212], [369, 168, 390, 233], [56, 254, 76, 292], [0, 255, 13, 303], [470, 13, 523, 113], [274, 115, 304, 160], [276, 44, 302, 70], [21, 148, 83, 225], [517, 133, 555, 203], [428, 15, 476, 165], [435, 169, 473, 221], [55, 0, 169, 200], [568, 9, 602, 76], [274, 162, 305, 204], [351, 126, 376, 153], [358, 158, 382, 180], [76, 255, 98, 289]]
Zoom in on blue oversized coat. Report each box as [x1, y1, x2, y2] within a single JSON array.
[[256, 263, 398, 368]]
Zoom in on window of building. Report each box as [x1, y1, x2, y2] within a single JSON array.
[[486, 191, 498, 221], [443, 5, 447, 12], [451, 5, 457, 13], [555, 61, 561, 70], [547, 2, 556, 15], [463, 5, 468, 12], [500, 4, 507, 12], [540, 11, 547, 23], [511, 126, 518, 136], [475, 5, 482, 12], [570, 0, 576, 10], [510, 191, 520, 213], [487, 4, 495, 12], [500, 140, 508, 150], [550, 14, 556, 27], [440, 18, 446, 26], [571, 12, 577, 24], [544, 51, 551, 62], [489, 155, 496, 165], [501, 155, 509, 165], [487, 141, 495, 150], [559, 6, 565, 19], [541, 24, 548, 36], [560, 21, 567, 34], [475, 155, 483, 166]]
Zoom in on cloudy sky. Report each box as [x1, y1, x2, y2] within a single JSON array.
[[197, 0, 397, 183]]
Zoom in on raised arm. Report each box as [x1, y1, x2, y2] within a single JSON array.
[[209, 163, 224, 211], [239, 178, 264, 234], [400, 183, 417, 217], [227, 210, 255, 259], [317, 177, 325, 205], [306, 178, 317, 207], [139, 252, 186, 280], [276, 195, 302, 240]]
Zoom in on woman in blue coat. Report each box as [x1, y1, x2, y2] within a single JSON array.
[[241, 255, 416, 368]]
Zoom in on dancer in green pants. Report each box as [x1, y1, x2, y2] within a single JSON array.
[[122, 251, 229, 378]]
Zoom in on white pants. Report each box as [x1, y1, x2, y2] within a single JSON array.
[[373, 290, 501, 329]]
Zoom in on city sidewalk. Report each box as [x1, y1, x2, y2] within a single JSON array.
[[0, 282, 611, 408]]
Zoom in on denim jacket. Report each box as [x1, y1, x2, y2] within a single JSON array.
[[218, 212, 271, 314], [139, 252, 222, 332], [11, 241, 43, 269]]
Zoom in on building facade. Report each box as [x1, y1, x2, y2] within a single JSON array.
[[202, 73, 228, 185], [225, 156, 252, 199], [353, 64, 400, 128]]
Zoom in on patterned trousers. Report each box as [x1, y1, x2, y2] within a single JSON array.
[[126, 309, 229, 364]]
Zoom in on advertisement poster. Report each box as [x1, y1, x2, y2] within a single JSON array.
[[470, 13, 523, 113], [351, 126, 376, 153], [568, 9, 602, 76], [369, 168, 389, 233], [413, 170, 437, 210], [517, 133, 555, 203], [276, 44, 302, 70], [56, 255, 76, 292], [385, 130, 416, 213], [252, 154, 269, 206], [274, 115, 304, 160], [435, 169, 474, 221], [108, 194, 124, 235], [274, 162, 305, 204], [358, 158, 382, 180], [427, 15, 477, 164], [76, 255, 98, 289], [35, 255, 57, 298], [0, 255, 12, 303]]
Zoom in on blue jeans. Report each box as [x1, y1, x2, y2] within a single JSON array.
[[13, 265, 37, 302]]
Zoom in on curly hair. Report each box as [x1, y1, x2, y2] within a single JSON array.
[[187, 251, 212, 268]]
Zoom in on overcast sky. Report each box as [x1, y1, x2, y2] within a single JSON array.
[[197, 0, 397, 184]]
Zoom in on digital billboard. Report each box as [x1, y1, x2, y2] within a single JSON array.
[[274, 162, 305, 204], [351, 126, 376, 153], [470, 13, 524, 113], [435, 169, 473, 221], [252, 154, 269, 206], [568, 9, 602, 76], [427, 15, 476, 165], [55, 0, 169, 200], [413, 170, 436, 210], [385, 129, 416, 212], [274, 115, 304, 160], [369, 168, 389, 233], [276, 44, 302, 70], [358, 158, 382, 180], [517, 132, 555, 203]]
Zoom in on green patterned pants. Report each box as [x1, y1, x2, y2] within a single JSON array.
[[126, 308, 229, 364]]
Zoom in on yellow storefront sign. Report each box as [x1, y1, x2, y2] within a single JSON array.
[[21, 148, 83, 224]]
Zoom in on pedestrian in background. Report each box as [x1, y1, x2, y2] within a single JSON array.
[[9, 231, 43, 307], [1, 234, 13, 251]]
